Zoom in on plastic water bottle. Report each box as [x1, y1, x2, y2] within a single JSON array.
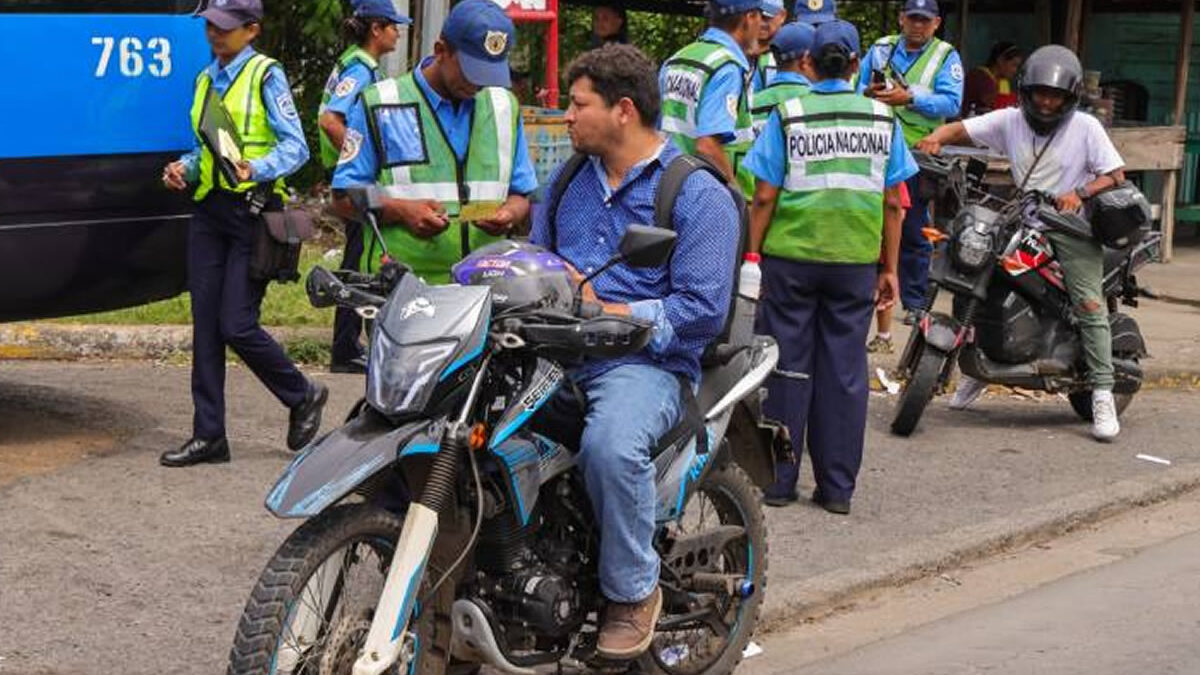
[[739, 252, 762, 301]]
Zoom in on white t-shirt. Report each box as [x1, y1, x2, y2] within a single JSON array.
[[962, 108, 1124, 195]]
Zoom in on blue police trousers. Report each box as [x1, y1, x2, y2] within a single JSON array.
[[331, 218, 364, 364], [900, 174, 933, 311], [756, 256, 876, 502], [189, 192, 308, 440]]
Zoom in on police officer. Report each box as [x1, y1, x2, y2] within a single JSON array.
[[317, 0, 411, 374], [857, 0, 963, 323], [750, 0, 788, 95], [743, 19, 916, 513], [751, 22, 815, 136], [332, 0, 537, 283], [660, 0, 764, 196], [160, 0, 327, 467]]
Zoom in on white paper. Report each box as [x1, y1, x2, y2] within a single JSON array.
[[876, 367, 900, 395], [743, 641, 764, 659], [1135, 453, 1172, 466]]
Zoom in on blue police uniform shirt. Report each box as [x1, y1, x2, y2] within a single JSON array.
[[332, 57, 537, 194], [855, 36, 964, 120], [750, 56, 775, 95], [743, 79, 918, 189], [661, 27, 751, 142], [530, 140, 739, 384], [322, 61, 376, 118], [179, 46, 310, 183]]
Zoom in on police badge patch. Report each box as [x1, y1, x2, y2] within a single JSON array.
[[484, 30, 508, 57], [276, 92, 298, 119], [950, 63, 964, 81], [808, 0, 823, 10], [726, 94, 738, 119], [334, 76, 358, 98], [338, 128, 363, 164]]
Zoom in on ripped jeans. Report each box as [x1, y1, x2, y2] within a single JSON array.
[[1048, 231, 1114, 390]]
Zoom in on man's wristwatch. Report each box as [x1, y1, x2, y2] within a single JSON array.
[[1075, 186, 1090, 200]]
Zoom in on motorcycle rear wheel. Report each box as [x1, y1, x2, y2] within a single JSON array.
[[227, 503, 453, 675], [891, 343, 946, 437], [639, 459, 768, 675]]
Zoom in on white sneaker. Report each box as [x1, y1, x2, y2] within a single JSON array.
[[949, 375, 987, 410], [1091, 389, 1121, 442]]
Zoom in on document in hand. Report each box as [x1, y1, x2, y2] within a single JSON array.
[[197, 87, 244, 186]]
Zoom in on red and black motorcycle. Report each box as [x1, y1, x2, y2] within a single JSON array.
[[890, 152, 1159, 437]]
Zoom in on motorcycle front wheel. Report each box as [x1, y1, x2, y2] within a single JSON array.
[[227, 503, 453, 675], [640, 458, 768, 675], [891, 342, 947, 437]]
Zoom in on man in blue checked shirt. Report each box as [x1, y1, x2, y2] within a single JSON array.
[[531, 44, 739, 659], [160, 0, 325, 468], [858, 0, 963, 322]]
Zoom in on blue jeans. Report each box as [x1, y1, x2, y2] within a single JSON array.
[[901, 174, 933, 311], [539, 364, 682, 603]]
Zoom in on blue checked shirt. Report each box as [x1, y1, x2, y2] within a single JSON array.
[[531, 140, 740, 384], [178, 46, 309, 183]]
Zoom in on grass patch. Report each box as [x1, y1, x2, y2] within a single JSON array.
[[52, 244, 343, 327]]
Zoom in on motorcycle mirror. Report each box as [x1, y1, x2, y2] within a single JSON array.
[[619, 224, 677, 269], [306, 265, 343, 308]]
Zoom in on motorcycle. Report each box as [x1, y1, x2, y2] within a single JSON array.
[[890, 152, 1159, 437], [227, 188, 780, 675]]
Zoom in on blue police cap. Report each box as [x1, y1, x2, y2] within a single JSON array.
[[771, 22, 815, 62], [709, 0, 768, 17], [813, 18, 860, 57], [441, 0, 515, 88], [794, 0, 836, 25], [197, 0, 263, 31], [352, 0, 412, 25], [903, 0, 939, 18], [762, 0, 785, 18]]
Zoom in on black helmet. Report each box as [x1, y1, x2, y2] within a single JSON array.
[[1017, 45, 1082, 136]]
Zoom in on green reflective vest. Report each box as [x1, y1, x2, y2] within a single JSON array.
[[763, 91, 895, 264], [751, 77, 809, 136], [318, 46, 380, 169], [876, 35, 955, 147], [753, 52, 777, 93], [661, 39, 756, 197], [188, 53, 286, 202], [359, 73, 517, 283]]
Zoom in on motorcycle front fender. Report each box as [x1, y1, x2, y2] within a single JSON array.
[[919, 312, 966, 353], [266, 411, 434, 519]]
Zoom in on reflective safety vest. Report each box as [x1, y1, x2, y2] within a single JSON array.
[[661, 39, 756, 197], [188, 53, 287, 202], [751, 78, 809, 136], [763, 91, 895, 264], [875, 35, 954, 147], [318, 46, 380, 169], [360, 73, 517, 283], [752, 51, 777, 95]]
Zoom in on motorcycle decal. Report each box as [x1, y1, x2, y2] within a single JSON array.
[[399, 296, 436, 321], [1037, 264, 1067, 291], [489, 359, 564, 449], [655, 428, 716, 522], [440, 306, 491, 382], [1001, 254, 1030, 276]]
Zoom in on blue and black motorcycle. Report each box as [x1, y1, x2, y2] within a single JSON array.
[[227, 189, 779, 675]]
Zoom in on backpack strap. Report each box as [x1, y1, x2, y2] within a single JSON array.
[[654, 154, 748, 258], [546, 151, 590, 249]]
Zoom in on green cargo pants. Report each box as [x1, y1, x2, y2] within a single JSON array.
[[1047, 231, 1114, 390]]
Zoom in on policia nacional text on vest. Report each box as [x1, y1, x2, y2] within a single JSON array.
[[357, 72, 518, 283], [763, 91, 895, 263], [661, 39, 756, 196], [190, 53, 287, 202], [875, 34, 954, 146], [318, 46, 380, 169]]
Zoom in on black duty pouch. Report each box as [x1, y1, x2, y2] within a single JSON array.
[[247, 186, 315, 283]]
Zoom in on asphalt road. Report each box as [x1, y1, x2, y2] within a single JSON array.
[[1, 360, 1199, 674], [743, 494, 1200, 675]]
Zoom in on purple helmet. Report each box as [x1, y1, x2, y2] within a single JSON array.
[[452, 241, 575, 312]]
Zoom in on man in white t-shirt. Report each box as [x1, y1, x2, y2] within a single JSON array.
[[915, 45, 1126, 441]]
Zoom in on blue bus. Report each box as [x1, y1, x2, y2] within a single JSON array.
[[0, 1, 211, 321]]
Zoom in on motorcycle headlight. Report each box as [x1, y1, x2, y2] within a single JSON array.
[[366, 331, 458, 416], [953, 226, 993, 272]]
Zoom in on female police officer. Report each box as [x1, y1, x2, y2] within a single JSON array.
[[743, 19, 916, 513], [160, 0, 326, 467], [317, 0, 411, 373]]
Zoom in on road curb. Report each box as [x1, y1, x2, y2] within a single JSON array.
[[0, 322, 328, 361], [759, 462, 1200, 633]]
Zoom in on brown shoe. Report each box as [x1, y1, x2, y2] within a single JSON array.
[[597, 587, 662, 660]]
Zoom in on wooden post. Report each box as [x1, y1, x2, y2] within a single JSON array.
[[1164, 0, 1196, 263], [1035, 0, 1052, 46], [957, 0, 970, 52], [1063, 0, 1084, 53]]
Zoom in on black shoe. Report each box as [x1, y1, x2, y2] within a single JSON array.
[[763, 461, 801, 507], [329, 357, 367, 375], [160, 437, 230, 467], [811, 488, 851, 515], [288, 381, 329, 451]]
